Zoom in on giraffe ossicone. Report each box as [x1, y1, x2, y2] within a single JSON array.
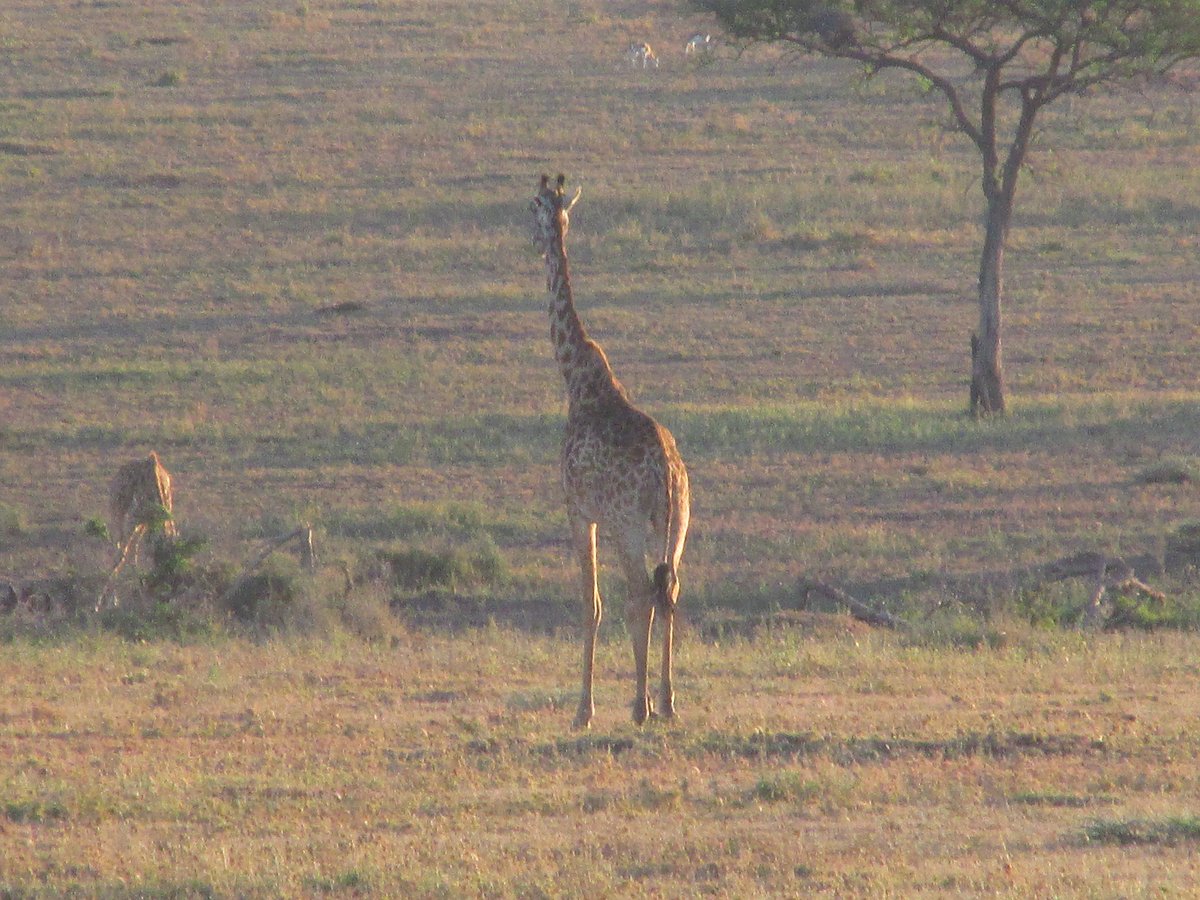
[[529, 174, 691, 729]]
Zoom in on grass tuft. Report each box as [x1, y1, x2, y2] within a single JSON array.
[[4, 798, 69, 824], [377, 540, 508, 592], [150, 69, 185, 87], [1135, 457, 1196, 484], [0, 503, 26, 538], [749, 771, 823, 804], [1084, 816, 1200, 846]]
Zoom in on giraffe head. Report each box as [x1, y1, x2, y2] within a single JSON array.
[[529, 173, 581, 257]]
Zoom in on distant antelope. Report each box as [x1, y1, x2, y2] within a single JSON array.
[[684, 33, 712, 55], [626, 41, 658, 69]]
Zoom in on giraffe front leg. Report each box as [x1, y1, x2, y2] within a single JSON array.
[[575, 597, 600, 730], [572, 519, 600, 730]]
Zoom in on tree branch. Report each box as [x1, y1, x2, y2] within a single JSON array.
[[782, 35, 986, 151]]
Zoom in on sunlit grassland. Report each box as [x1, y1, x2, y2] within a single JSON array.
[[2, 0, 1200, 893], [4, 630, 1200, 896]]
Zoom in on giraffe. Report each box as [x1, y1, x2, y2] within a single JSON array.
[[529, 174, 690, 729], [109, 451, 177, 566]]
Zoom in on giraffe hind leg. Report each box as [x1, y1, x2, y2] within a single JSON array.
[[658, 598, 676, 720], [625, 597, 654, 725], [652, 563, 678, 719], [616, 533, 655, 725]]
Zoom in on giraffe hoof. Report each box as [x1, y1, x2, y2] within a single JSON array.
[[632, 698, 652, 725]]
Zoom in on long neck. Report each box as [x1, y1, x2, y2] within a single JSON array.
[[544, 228, 626, 408], [544, 231, 586, 380]]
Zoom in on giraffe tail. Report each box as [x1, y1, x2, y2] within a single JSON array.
[[653, 423, 688, 616], [653, 562, 678, 616]]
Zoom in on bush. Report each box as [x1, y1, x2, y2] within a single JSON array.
[[150, 69, 185, 87], [145, 533, 210, 598], [219, 556, 326, 636], [1014, 581, 1090, 629], [318, 562, 401, 643], [903, 605, 1009, 650], [1165, 522, 1200, 573], [84, 517, 110, 541]]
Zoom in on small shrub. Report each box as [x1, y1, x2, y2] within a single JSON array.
[[904, 606, 1007, 650], [1015, 582, 1090, 629], [1010, 791, 1103, 808], [220, 556, 324, 635], [0, 503, 26, 538], [1135, 458, 1196, 485], [84, 516, 110, 541], [4, 798, 68, 824], [327, 501, 489, 542], [305, 870, 370, 894], [1165, 521, 1200, 573], [1103, 590, 1200, 631], [322, 568, 400, 643], [150, 70, 185, 87], [145, 503, 175, 535], [144, 533, 209, 597]]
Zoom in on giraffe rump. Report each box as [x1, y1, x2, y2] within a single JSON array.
[[109, 451, 176, 550]]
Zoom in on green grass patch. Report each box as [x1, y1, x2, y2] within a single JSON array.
[[1010, 791, 1109, 808], [1084, 816, 1200, 846], [327, 501, 492, 542], [748, 771, 824, 804], [1135, 457, 1196, 485], [0, 502, 26, 538], [4, 797, 69, 824], [378, 539, 508, 592]]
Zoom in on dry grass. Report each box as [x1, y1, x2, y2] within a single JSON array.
[[4, 629, 1200, 896], [2, 0, 1200, 893]]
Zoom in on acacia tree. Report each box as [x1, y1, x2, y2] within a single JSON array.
[[695, 0, 1200, 415]]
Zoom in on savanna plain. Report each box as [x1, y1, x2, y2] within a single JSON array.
[[2, 0, 1200, 896]]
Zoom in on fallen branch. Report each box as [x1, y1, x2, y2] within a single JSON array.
[[797, 576, 908, 630]]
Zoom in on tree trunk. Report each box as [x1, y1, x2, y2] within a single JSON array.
[[970, 198, 1008, 417]]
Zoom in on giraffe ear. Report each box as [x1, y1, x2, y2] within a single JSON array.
[[540, 174, 549, 190]]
